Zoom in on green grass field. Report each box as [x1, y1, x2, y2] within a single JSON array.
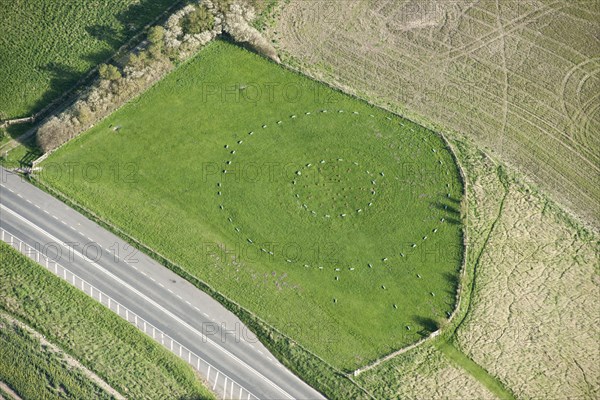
[[39, 40, 464, 369], [0, 242, 214, 400], [0, 0, 178, 120]]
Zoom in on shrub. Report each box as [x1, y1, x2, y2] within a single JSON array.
[[181, 5, 215, 34], [126, 51, 149, 69], [98, 64, 122, 81], [74, 101, 92, 125], [214, 0, 234, 12], [147, 26, 166, 58], [37, 116, 65, 152], [148, 25, 165, 46]]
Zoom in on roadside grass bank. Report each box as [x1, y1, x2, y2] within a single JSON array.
[[0, 313, 115, 400], [0, 242, 215, 400]]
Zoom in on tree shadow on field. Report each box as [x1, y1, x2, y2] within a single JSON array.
[[443, 217, 462, 225], [20, 0, 178, 147], [113, 0, 183, 40], [431, 201, 460, 215], [2, 122, 33, 141], [442, 271, 459, 287], [446, 195, 462, 205], [442, 272, 460, 296], [412, 316, 439, 337], [19, 150, 40, 167], [26, 62, 82, 118], [86, 24, 123, 51]]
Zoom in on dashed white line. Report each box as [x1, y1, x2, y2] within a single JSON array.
[[203, 312, 209, 318]]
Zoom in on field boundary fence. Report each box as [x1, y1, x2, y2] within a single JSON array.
[[0, 227, 259, 400]]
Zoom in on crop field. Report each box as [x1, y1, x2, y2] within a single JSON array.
[[0, 0, 179, 120], [0, 242, 214, 400], [38, 40, 464, 369], [267, 0, 600, 228], [0, 313, 114, 400]]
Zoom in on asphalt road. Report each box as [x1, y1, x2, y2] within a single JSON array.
[[0, 167, 326, 400]]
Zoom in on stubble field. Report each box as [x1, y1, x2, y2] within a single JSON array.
[[267, 0, 600, 229]]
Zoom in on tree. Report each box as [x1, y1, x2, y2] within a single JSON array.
[[147, 25, 165, 46], [98, 64, 122, 81], [214, 0, 234, 11], [126, 51, 149, 69], [181, 5, 215, 34]]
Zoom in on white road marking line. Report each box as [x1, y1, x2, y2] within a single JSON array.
[[0, 204, 294, 399], [185, 300, 191, 305], [158, 283, 164, 287], [203, 313, 209, 318], [3, 182, 145, 273]]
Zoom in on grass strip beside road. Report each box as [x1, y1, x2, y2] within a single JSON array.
[[0, 241, 214, 400]]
